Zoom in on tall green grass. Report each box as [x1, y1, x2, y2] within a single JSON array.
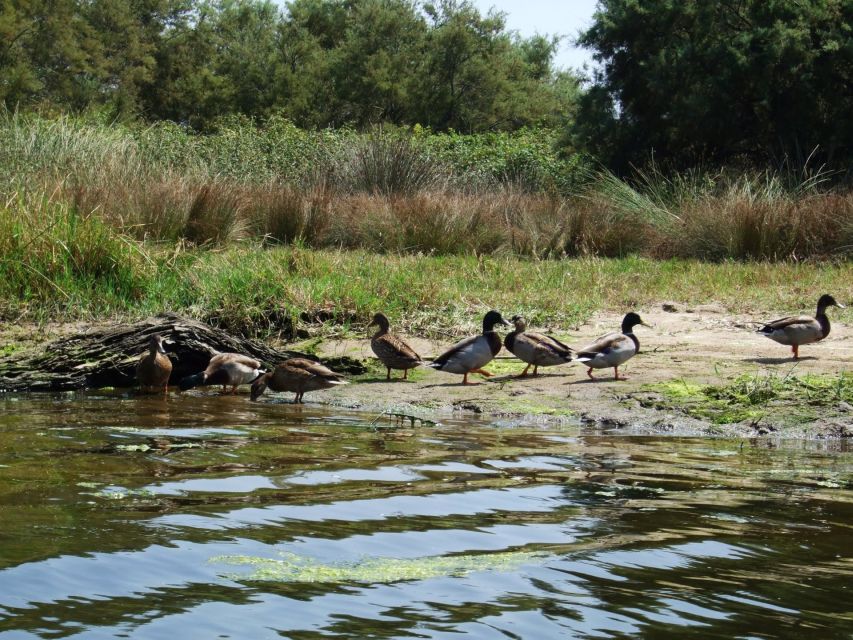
[[0, 190, 153, 315]]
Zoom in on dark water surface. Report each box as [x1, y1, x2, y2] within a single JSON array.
[[0, 393, 851, 639]]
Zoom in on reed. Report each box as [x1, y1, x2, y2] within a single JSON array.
[[1, 112, 851, 261]]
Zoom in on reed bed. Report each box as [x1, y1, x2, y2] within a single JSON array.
[[1, 113, 852, 331]]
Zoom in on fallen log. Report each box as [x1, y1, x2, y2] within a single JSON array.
[[0, 313, 364, 392]]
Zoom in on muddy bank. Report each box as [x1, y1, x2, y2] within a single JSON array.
[[2, 306, 850, 438]]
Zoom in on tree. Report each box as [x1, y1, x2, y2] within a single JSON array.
[[574, 0, 853, 171]]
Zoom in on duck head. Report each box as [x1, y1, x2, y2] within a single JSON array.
[[482, 310, 511, 333], [817, 294, 845, 311], [367, 312, 391, 333], [250, 373, 270, 401], [510, 315, 528, 331], [621, 312, 652, 333], [149, 334, 169, 355]]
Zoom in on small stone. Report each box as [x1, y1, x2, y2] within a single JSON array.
[[837, 401, 852, 413], [662, 302, 680, 312]]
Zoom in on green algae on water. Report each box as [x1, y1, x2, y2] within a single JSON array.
[[211, 550, 545, 584]]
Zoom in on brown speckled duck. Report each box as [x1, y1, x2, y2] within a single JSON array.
[[136, 334, 172, 394], [250, 358, 348, 403], [368, 312, 424, 380], [503, 316, 573, 377], [757, 294, 845, 359]]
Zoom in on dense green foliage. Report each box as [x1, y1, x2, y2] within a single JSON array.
[[575, 0, 853, 171], [3, 0, 851, 173], [0, 0, 577, 132]]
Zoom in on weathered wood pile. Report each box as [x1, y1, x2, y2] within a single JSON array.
[[0, 313, 363, 392]]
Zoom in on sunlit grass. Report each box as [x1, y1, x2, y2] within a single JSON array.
[[2, 237, 852, 337]]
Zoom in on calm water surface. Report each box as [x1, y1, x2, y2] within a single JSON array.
[[0, 393, 851, 639]]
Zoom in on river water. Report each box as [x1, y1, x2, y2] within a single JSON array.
[[0, 393, 851, 638]]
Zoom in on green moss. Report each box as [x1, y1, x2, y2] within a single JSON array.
[[494, 398, 574, 417], [211, 550, 545, 584], [646, 373, 852, 425]]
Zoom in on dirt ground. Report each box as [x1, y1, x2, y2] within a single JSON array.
[[303, 304, 853, 438]]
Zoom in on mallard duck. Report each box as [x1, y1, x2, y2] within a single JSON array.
[[179, 352, 264, 393], [757, 294, 845, 359], [136, 334, 173, 394], [503, 316, 573, 376], [250, 358, 348, 403], [428, 310, 511, 384], [368, 312, 424, 380], [575, 312, 650, 380]]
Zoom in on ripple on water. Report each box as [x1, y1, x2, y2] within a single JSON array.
[[0, 395, 851, 639]]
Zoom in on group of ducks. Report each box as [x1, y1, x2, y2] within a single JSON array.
[[136, 294, 845, 403]]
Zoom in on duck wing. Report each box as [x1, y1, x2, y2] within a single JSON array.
[[512, 332, 573, 365], [210, 352, 262, 369], [282, 358, 346, 381], [575, 332, 625, 359], [372, 333, 422, 367], [758, 314, 815, 333]]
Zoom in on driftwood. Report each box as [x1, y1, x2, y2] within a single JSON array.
[[0, 313, 364, 392]]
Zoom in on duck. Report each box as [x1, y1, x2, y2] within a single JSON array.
[[503, 316, 573, 377], [368, 312, 424, 380], [757, 294, 845, 359], [575, 312, 651, 380], [428, 310, 511, 384], [179, 352, 265, 393], [136, 334, 173, 394], [250, 358, 348, 403]]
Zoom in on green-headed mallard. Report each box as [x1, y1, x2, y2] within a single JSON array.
[[250, 358, 348, 403], [575, 312, 651, 380], [428, 310, 511, 385], [757, 294, 845, 359], [368, 312, 424, 380], [179, 352, 265, 394], [503, 316, 573, 376], [136, 334, 173, 394]]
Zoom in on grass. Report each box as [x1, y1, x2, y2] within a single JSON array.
[[1, 114, 852, 335], [1, 226, 851, 338], [646, 373, 853, 425], [2, 112, 852, 261]]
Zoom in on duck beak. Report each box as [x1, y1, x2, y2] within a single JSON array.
[[836, 302, 846, 309], [640, 321, 653, 328]]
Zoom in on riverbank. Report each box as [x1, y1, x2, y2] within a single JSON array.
[[295, 305, 851, 439], [6, 302, 849, 439]]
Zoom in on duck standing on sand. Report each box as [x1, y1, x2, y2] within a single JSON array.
[[250, 358, 348, 403], [136, 334, 173, 394], [575, 312, 651, 381], [179, 352, 265, 394], [368, 312, 424, 380], [757, 294, 845, 359], [429, 310, 511, 385], [503, 315, 573, 377]]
